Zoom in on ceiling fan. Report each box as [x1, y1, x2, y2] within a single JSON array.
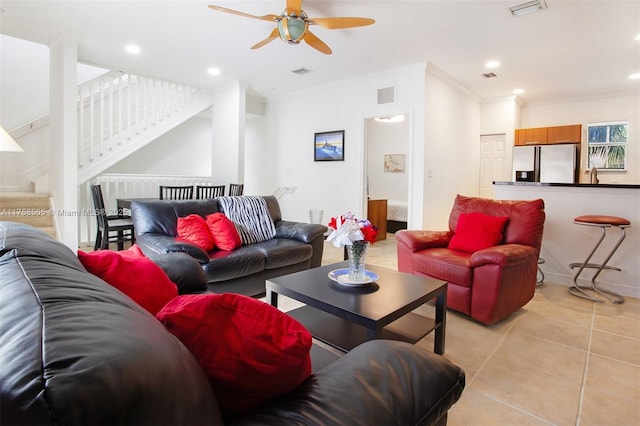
[[208, 0, 375, 55]]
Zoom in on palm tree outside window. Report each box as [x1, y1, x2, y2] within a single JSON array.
[[587, 121, 627, 170]]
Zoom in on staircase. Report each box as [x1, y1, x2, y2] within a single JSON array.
[[77, 71, 215, 183], [5, 71, 215, 245], [0, 192, 56, 238], [12, 70, 215, 189]]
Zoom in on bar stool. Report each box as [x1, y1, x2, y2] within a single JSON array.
[[569, 215, 631, 304]]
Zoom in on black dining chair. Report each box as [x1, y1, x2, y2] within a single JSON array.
[[228, 183, 244, 196], [90, 184, 135, 251], [196, 185, 225, 199], [159, 185, 194, 200]]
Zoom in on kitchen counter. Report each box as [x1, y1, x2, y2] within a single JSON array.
[[494, 181, 640, 189], [492, 182, 639, 298]]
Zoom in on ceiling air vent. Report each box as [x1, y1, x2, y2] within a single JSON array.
[[481, 72, 499, 79], [377, 86, 395, 105], [291, 67, 312, 75], [509, 0, 547, 16]]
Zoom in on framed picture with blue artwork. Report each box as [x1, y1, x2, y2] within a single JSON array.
[[314, 130, 344, 161]]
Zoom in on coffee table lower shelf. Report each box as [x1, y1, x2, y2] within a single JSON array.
[[287, 305, 438, 353]]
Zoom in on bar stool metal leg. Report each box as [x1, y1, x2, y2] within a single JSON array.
[[569, 217, 629, 304], [536, 257, 545, 287]]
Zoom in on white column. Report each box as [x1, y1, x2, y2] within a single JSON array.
[[210, 81, 246, 185], [49, 32, 79, 250]]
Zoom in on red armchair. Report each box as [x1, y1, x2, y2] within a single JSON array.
[[397, 194, 545, 325]]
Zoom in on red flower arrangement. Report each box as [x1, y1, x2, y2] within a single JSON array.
[[326, 212, 378, 247]]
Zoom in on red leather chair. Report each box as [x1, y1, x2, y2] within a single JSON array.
[[397, 194, 545, 325]]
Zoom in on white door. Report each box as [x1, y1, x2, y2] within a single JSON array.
[[479, 134, 507, 198]]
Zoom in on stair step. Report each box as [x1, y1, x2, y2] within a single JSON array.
[[0, 191, 54, 231], [0, 192, 50, 209]]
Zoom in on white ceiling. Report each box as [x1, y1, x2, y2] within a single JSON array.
[[1, 0, 639, 103]]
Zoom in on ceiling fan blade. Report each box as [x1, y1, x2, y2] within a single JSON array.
[[308, 17, 375, 29], [251, 28, 280, 50], [208, 5, 279, 22], [286, 0, 303, 14], [303, 31, 332, 55]]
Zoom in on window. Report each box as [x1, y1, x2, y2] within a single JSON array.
[[587, 121, 627, 171]]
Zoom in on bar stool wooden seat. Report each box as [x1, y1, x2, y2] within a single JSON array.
[[569, 215, 631, 304]]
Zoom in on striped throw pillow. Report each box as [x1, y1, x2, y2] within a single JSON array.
[[217, 196, 276, 245]]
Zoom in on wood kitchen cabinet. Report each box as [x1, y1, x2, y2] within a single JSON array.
[[515, 124, 582, 146], [547, 124, 582, 143], [515, 127, 547, 145], [367, 199, 387, 241]]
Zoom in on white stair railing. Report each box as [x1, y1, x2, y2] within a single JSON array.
[[77, 71, 197, 171]]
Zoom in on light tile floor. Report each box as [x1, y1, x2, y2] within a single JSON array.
[[306, 234, 640, 426]]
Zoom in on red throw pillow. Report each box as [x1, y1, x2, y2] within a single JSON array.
[[78, 246, 178, 315], [205, 213, 242, 251], [177, 214, 215, 252], [156, 293, 312, 415], [448, 212, 509, 253]]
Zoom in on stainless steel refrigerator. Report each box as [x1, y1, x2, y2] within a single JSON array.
[[512, 144, 579, 183]]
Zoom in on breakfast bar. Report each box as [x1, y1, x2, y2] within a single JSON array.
[[493, 182, 639, 299]]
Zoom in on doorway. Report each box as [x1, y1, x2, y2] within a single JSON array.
[[479, 133, 508, 198], [364, 113, 411, 238]]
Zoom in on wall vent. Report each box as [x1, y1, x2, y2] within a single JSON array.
[[481, 72, 499, 79], [509, 0, 547, 16], [377, 86, 395, 104], [291, 67, 312, 75]]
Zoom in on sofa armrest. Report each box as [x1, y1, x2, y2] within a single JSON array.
[[146, 252, 208, 294], [136, 234, 210, 263], [396, 230, 453, 252], [275, 221, 327, 244], [469, 244, 537, 268], [233, 340, 465, 426]]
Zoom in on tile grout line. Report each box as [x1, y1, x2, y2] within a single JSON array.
[[462, 314, 560, 424], [575, 302, 597, 426], [464, 313, 521, 388]]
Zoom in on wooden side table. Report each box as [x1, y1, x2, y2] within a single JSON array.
[[367, 199, 387, 241]]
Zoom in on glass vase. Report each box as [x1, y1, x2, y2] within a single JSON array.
[[346, 240, 369, 281]]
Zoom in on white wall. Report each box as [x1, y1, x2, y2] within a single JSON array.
[[1, 35, 49, 130], [244, 114, 273, 196], [0, 126, 49, 191], [105, 114, 213, 176], [366, 115, 409, 200], [423, 66, 482, 229], [521, 92, 639, 184], [259, 64, 426, 224]]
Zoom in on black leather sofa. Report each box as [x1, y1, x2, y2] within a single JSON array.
[[0, 222, 465, 425], [131, 195, 327, 296]]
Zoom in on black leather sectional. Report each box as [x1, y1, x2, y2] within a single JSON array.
[[131, 195, 327, 297], [0, 221, 466, 425]]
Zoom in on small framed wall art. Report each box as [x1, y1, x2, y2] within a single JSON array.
[[384, 154, 406, 173], [314, 130, 345, 161]]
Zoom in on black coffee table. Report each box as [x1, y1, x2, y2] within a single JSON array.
[[266, 261, 447, 354]]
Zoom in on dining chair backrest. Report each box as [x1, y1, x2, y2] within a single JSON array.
[[90, 183, 135, 251], [159, 185, 194, 200], [90, 184, 110, 229], [228, 183, 244, 196], [196, 185, 225, 199]]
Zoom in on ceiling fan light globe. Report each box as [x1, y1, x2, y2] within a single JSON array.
[[277, 17, 308, 44]]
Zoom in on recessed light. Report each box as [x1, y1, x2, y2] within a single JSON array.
[[375, 115, 405, 123], [208, 67, 221, 76], [125, 44, 141, 55], [513, 88, 524, 94], [629, 73, 640, 80], [635, 34, 640, 41], [486, 61, 500, 69]]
